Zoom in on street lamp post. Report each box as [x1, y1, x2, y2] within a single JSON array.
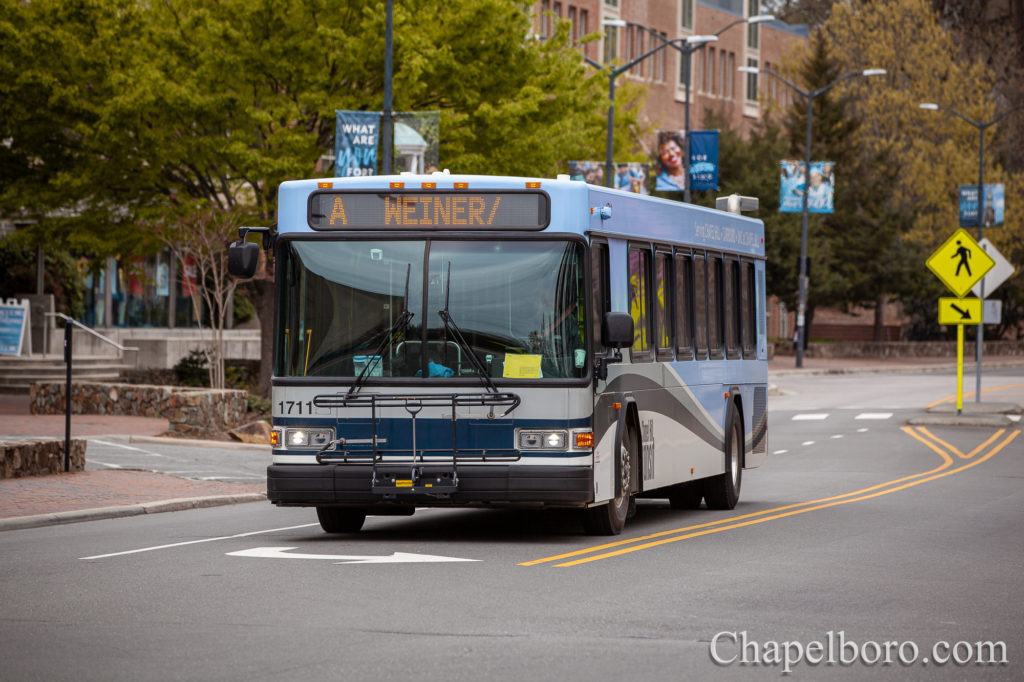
[[741, 66, 886, 368], [918, 102, 1024, 401], [381, 0, 394, 174], [586, 22, 689, 188], [644, 15, 773, 202]]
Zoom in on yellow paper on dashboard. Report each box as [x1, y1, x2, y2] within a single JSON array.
[[503, 354, 542, 378]]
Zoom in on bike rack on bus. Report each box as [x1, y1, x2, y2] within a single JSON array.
[[311, 392, 521, 498]]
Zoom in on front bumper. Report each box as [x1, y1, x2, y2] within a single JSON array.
[[267, 463, 593, 507]]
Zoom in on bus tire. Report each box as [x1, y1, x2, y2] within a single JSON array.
[[703, 407, 742, 510], [583, 422, 637, 535], [667, 482, 703, 509], [316, 506, 367, 533]]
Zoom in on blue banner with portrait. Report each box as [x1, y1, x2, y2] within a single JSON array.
[[959, 184, 1004, 227], [335, 110, 380, 177], [688, 130, 719, 191], [780, 160, 835, 213]]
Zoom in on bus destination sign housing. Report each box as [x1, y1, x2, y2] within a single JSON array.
[[309, 190, 550, 231]]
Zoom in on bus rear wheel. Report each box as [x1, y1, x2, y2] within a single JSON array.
[[703, 408, 742, 510], [316, 506, 367, 533], [583, 422, 637, 535]]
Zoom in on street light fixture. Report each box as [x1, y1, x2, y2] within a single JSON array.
[[740, 65, 886, 367], [918, 101, 1024, 401], [643, 14, 773, 202]]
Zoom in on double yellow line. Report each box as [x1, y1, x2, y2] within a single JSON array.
[[520, 426, 1019, 568]]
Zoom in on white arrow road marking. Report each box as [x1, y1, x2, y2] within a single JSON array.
[[227, 546, 479, 564]]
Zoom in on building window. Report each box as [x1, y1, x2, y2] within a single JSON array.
[[541, 0, 551, 37], [605, 0, 618, 7], [728, 52, 736, 99], [656, 32, 667, 81], [554, 1, 562, 17], [681, 0, 693, 30], [708, 48, 716, 95], [746, 57, 758, 101], [568, 6, 577, 43], [720, 50, 727, 98], [747, 0, 760, 49], [604, 23, 619, 63]]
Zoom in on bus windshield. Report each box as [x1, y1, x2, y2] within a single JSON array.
[[276, 238, 587, 380]]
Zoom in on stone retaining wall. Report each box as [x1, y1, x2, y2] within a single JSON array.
[[29, 383, 248, 438], [1, 438, 86, 479]]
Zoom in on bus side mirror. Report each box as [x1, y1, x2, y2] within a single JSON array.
[[228, 241, 260, 278], [228, 226, 273, 279], [601, 312, 634, 348], [595, 312, 634, 382]]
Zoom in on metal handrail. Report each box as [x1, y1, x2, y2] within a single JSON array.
[[45, 312, 139, 353]]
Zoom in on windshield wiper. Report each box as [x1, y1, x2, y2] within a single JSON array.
[[437, 262, 500, 394], [348, 263, 414, 397]]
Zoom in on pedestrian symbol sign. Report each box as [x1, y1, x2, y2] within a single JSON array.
[[925, 228, 994, 298], [938, 297, 981, 326]]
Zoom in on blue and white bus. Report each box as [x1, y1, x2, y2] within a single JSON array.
[[229, 172, 767, 535]]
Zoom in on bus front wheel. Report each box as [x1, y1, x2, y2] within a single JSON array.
[[703, 407, 742, 510], [583, 422, 637, 535], [316, 506, 367, 533]]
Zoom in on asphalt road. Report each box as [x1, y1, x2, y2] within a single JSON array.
[[2, 369, 1022, 681]]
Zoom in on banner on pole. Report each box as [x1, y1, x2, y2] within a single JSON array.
[[958, 184, 1004, 227], [335, 110, 381, 177], [780, 160, 835, 213], [688, 130, 719, 191], [0, 298, 30, 355]]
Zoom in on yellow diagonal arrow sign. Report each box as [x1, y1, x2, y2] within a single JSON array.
[[938, 297, 982, 326]]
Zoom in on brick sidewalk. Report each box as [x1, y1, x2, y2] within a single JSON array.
[[0, 469, 263, 519]]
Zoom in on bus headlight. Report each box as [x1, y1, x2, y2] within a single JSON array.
[[517, 429, 568, 451], [282, 427, 334, 449]]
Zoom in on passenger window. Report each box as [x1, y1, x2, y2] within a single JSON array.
[[708, 253, 723, 359], [675, 253, 693, 359], [693, 253, 708, 359], [628, 246, 652, 360], [741, 260, 756, 356], [725, 258, 740, 359], [654, 251, 673, 360], [590, 242, 610, 352]]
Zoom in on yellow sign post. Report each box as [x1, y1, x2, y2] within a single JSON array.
[[928, 230, 994, 415]]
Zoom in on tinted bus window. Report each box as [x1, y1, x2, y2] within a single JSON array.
[[628, 245, 652, 359], [742, 260, 756, 356], [708, 253, 723, 359], [725, 258, 740, 359], [693, 252, 708, 359], [675, 252, 694, 359], [591, 241, 610, 352], [654, 250, 673, 360]]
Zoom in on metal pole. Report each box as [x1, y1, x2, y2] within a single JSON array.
[[975, 125, 984, 402], [63, 319, 72, 472], [605, 75, 615, 188], [381, 0, 394, 175], [796, 95, 813, 368], [683, 47, 692, 203]]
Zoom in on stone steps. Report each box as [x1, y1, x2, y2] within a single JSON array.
[[0, 355, 134, 393]]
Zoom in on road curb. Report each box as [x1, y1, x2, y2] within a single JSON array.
[[769, 359, 1024, 378], [0, 492, 266, 532], [905, 415, 1017, 428], [128, 435, 270, 451]]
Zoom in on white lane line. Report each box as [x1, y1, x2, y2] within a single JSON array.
[[772, 449, 788, 455], [90, 439, 168, 457], [1009, 415, 1021, 423], [855, 413, 893, 420], [80, 523, 320, 560], [857, 428, 869, 433], [802, 441, 815, 447], [88, 460, 124, 469], [792, 413, 829, 421], [830, 434, 844, 439]]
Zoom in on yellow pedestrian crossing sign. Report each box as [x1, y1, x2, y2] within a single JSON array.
[[938, 297, 981, 326], [926, 229, 994, 298]]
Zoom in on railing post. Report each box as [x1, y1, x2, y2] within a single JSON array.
[[63, 318, 72, 472]]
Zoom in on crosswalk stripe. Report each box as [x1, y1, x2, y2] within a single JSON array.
[[855, 412, 893, 420]]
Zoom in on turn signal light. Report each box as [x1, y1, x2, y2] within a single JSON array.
[[576, 432, 594, 448], [270, 430, 279, 446]]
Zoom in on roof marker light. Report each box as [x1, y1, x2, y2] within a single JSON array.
[[390, 182, 405, 189], [317, 182, 333, 189], [453, 182, 469, 189], [421, 182, 436, 189], [526, 182, 541, 189]]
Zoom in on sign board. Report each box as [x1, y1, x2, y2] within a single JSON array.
[[938, 297, 982, 326], [0, 298, 30, 355], [970, 238, 1016, 297], [925, 228, 995, 298], [959, 184, 1004, 227], [983, 299, 1002, 325]]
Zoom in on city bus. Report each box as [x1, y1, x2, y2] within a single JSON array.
[[228, 172, 768, 535]]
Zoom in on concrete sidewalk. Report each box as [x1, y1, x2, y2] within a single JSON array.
[[2, 354, 1022, 531]]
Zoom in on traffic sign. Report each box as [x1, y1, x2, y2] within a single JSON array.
[[938, 297, 981, 326], [925, 228, 995, 298], [970, 238, 1016, 297]]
